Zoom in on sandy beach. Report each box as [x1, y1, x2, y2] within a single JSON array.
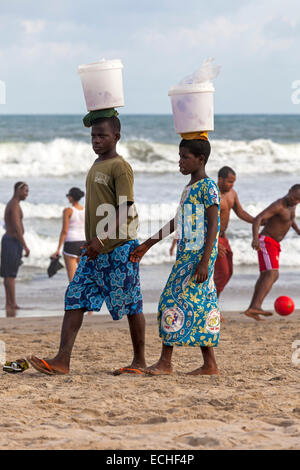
[[1, 310, 300, 450]]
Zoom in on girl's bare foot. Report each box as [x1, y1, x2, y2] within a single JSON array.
[[145, 360, 172, 376], [187, 365, 219, 376]]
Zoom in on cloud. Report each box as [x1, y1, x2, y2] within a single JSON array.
[[0, 0, 300, 113], [20, 19, 46, 34], [132, 0, 300, 58]]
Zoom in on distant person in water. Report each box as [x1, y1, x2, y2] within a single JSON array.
[[244, 184, 300, 321], [51, 188, 85, 282], [0, 182, 30, 315]]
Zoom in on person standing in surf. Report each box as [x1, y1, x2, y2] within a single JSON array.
[[0, 182, 30, 316], [51, 187, 86, 282]]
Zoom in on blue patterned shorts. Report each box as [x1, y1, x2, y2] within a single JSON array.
[[65, 239, 143, 320]]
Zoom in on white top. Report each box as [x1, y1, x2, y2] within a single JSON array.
[[78, 59, 123, 73], [65, 207, 86, 242]]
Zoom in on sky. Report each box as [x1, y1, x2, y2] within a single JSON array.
[[0, 0, 299, 114]]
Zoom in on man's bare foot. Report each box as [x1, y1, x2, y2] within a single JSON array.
[[247, 307, 273, 317], [187, 365, 220, 376], [5, 304, 20, 310], [5, 306, 17, 317], [244, 309, 265, 321], [145, 361, 172, 376]]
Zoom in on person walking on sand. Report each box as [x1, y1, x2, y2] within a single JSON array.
[[27, 110, 146, 376], [214, 166, 254, 300], [0, 182, 30, 314], [244, 184, 300, 321], [130, 136, 221, 376], [51, 187, 86, 282]]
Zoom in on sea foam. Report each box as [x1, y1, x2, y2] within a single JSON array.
[[1, 138, 300, 177]]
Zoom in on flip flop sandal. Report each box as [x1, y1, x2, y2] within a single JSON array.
[[113, 367, 144, 376], [27, 356, 56, 375], [3, 358, 29, 374]]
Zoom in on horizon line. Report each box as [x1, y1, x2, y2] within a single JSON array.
[[0, 112, 300, 117]]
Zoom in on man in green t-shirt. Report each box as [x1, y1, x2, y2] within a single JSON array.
[[28, 115, 146, 376]]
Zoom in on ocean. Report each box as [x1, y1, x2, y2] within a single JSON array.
[[1, 114, 300, 316]]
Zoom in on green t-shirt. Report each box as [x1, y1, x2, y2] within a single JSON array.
[[85, 155, 139, 253]]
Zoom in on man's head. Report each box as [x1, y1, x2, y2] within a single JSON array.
[[286, 184, 300, 206], [218, 166, 236, 193], [91, 116, 121, 155], [178, 139, 211, 175], [14, 182, 29, 200]]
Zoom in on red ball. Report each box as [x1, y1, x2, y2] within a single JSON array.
[[274, 296, 295, 316]]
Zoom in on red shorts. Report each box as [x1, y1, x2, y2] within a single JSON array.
[[214, 235, 233, 295], [258, 235, 281, 272]]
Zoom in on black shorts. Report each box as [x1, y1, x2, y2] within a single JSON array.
[[63, 241, 85, 258], [0, 234, 23, 278]]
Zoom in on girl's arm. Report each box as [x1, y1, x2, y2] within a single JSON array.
[[194, 205, 218, 283], [52, 208, 72, 257], [130, 218, 175, 263]]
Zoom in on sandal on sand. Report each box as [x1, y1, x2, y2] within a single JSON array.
[[113, 367, 144, 376], [27, 356, 60, 376], [144, 369, 172, 376], [3, 358, 29, 374]]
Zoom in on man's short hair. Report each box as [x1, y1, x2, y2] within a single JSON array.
[[290, 184, 300, 193], [179, 139, 211, 164], [218, 166, 236, 179], [91, 116, 121, 133], [14, 181, 27, 192]]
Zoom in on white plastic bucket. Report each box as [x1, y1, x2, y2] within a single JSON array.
[[78, 59, 124, 111], [168, 84, 214, 134]]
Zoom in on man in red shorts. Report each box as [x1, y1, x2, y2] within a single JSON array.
[[214, 167, 254, 300], [244, 184, 300, 321]]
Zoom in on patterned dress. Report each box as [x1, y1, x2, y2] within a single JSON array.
[[158, 178, 221, 347]]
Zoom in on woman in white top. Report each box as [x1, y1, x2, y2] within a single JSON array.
[[52, 187, 86, 281]]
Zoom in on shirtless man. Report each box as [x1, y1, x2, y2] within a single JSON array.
[[0, 182, 30, 313], [214, 167, 254, 300], [244, 184, 300, 321]]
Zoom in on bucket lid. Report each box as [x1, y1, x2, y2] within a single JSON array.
[[78, 59, 123, 74], [168, 82, 214, 96]]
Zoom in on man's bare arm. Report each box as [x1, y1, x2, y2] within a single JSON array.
[[252, 200, 281, 249], [292, 220, 300, 235], [10, 203, 29, 254], [233, 191, 254, 223]]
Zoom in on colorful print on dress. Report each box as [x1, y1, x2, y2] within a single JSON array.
[[158, 178, 221, 347]]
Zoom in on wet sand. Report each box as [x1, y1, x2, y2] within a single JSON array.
[[1, 311, 300, 450]]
